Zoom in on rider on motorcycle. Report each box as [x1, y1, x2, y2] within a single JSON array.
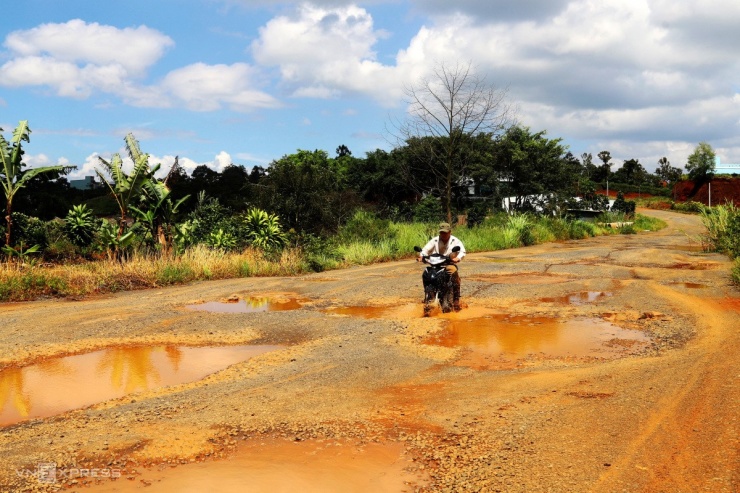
[[417, 222, 467, 310]]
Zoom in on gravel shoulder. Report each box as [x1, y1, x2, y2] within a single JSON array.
[[1, 209, 738, 492]]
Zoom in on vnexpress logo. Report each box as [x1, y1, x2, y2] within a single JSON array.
[[36, 463, 57, 484]]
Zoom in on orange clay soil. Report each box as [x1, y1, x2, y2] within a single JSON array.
[[0, 209, 738, 493]]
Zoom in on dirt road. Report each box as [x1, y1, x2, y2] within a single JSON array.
[[1, 210, 738, 492]]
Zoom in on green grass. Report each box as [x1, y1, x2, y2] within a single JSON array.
[[0, 213, 670, 301], [732, 259, 740, 286], [633, 214, 668, 232]]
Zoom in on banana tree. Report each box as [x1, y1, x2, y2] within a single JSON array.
[[130, 178, 189, 254], [1, 120, 75, 247], [95, 133, 160, 240]]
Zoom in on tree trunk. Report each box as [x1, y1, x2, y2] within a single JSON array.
[[5, 200, 12, 247]]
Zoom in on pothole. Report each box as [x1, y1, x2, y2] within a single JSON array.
[[540, 291, 613, 304], [84, 438, 426, 492], [0, 344, 280, 427], [424, 315, 649, 370], [186, 296, 306, 313]]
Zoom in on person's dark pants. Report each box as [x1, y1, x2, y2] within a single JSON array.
[[445, 264, 461, 305]]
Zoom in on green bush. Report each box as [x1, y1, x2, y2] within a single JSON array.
[[732, 259, 740, 286], [10, 213, 47, 248], [157, 263, 196, 285], [339, 210, 395, 245], [413, 196, 443, 223], [241, 207, 288, 250], [699, 203, 739, 257], [65, 204, 97, 247], [672, 201, 704, 213], [611, 192, 636, 218], [465, 200, 490, 227]]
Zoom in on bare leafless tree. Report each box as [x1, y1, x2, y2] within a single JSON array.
[[393, 61, 515, 222]]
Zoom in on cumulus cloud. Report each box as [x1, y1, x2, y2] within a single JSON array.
[[65, 150, 237, 181], [252, 3, 402, 104], [1, 20, 279, 112]]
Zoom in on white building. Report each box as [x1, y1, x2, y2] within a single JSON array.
[[714, 157, 740, 175]]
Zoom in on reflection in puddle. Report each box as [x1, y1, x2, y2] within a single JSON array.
[[425, 315, 648, 369], [540, 291, 613, 304], [187, 297, 304, 313], [0, 345, 279, 426], [86, 439, 425, 492]]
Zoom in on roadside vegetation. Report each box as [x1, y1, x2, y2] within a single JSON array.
[[698, 203, 740, 285], [4, 68, 729, 301]]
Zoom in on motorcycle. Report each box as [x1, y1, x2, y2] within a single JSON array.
[[414, 245, 461, 316]]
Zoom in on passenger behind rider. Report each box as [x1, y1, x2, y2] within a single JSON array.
[[417, 222, 467, 310]]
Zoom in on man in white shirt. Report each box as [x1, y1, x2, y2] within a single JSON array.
[[417, 222, 467, 310]]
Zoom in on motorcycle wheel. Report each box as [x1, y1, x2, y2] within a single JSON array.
[[423, 288, 435, 317], [440, 287, 453, 313]]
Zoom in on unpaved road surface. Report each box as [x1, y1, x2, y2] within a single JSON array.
[[1, 210, 738, 492]]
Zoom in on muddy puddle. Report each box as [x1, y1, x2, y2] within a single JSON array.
[[0, 345, 279, 427], [83, 438, 424, 492], [187, 297, 304, 313], [540, 291, 613, 304], [425, 315, 649, 369]]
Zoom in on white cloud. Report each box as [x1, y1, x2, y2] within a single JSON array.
[[4, 20, 173, 74], [252, 3, 402, 104], [1, 20, 279, 113], [159, 63, 281, 111]]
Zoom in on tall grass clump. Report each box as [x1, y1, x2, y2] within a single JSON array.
[[732, 259, 740, 286], [699, 203, 740, 256], [633, 214, 667, 232]]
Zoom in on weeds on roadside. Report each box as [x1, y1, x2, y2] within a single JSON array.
[[0, 212, 669, 301], [699, 203, 740, 256]]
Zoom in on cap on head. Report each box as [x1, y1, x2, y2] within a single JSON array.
[[438, 222, 451, 233]]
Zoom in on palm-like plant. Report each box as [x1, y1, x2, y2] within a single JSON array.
[[130, 178, 189, 254], [95, 133, 160, 240], [1, 121, 74, 247], [242, 207, 287, 250], [64, 204, 97, 247]]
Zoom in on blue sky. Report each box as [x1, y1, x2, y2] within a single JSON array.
[[2, 0, 739, 180]]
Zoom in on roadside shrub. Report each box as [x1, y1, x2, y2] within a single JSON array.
[[465, 200, 490, 228], [507, 214, 534, 246], [732, 259, 740, 286], [672, 201, 704, 213], [619, 224, 637, 234], [10, 213, 47, 248], [633, 214, 668, 232], [339, 210, 395, 245], [611, 192, 636, 218], [241, 207, 288, 250], [157, 263, 196, 285], [65, 204, 97, 247], [207, 228, 238, 251], [699, 203, 739, 256], [413, 195, 443, 223]]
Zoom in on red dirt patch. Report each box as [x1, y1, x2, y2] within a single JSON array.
[[673, 177, 740, 206]]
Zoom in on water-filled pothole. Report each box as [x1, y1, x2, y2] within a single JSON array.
[[540, 291, 613, 304], [86, 438, 425, 492], [0, 344, 279, 426], [187, 297, 305, 313], [424, 315, 649, 369]]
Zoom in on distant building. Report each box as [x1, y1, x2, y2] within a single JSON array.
[[69, 176, 101, 190], [715, 157, 740, 175]]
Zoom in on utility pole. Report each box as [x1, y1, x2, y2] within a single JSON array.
[[709, 182, 712, 207]]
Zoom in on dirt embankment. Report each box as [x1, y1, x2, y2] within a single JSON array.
[[0, 209, 738, 493], [673, 177, 740, 205]]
